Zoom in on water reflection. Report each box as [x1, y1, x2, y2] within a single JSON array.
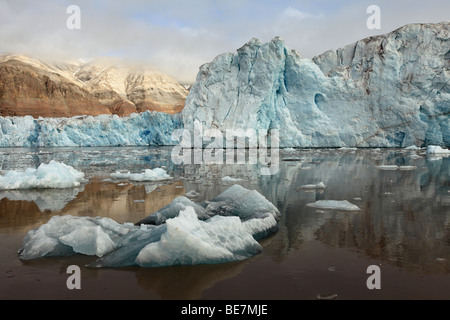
[[0, 147, 448, 299]]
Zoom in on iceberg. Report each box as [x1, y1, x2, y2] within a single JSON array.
[[426, 145, 450, 155], [0, 161, 86, 190], [18, 185, 280, 267], [135, 207, 262, 267]]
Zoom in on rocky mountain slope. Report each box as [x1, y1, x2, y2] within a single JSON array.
[[0, 55, 188, 117]]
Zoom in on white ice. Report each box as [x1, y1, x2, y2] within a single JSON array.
[[19, 185, 280, 267], [110, 168, 172, 181], [135, 206, 262, 267], [427, 145, 450, 155], [0, 161, 86, 190], [306, 200, 361, 211], [221, 176, 242, 182], [299, 182, 327, 189]]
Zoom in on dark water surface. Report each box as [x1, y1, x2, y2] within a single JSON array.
[[0, 146, 448, 300]]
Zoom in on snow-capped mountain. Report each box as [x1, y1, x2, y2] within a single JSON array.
[[0, 55, 189, 118]]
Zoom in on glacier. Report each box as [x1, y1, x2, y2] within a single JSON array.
[[182, 22, 449, 148], [0, 22, 448, 148], [0, 111, 182, 147], [18, 184, 280, 267]]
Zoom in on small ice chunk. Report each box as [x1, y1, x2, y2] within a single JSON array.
[[306, 200, 361, 211], [184, 190, 199, 198], [111, 168, 171, 181], [299, 182, 327, 189], [405, 145, 422, 150], [426, 145, 450, 154], [375, 165, 399, 170], [222, 176, 242, 182], [0, 161, 86, 190]]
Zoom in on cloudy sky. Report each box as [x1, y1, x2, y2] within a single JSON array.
[[0, 0, 448, 83]]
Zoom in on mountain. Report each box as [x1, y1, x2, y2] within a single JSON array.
[[0, 22, 448, 148], [182, 22, 449, 147], [0, 55, 188, 117]]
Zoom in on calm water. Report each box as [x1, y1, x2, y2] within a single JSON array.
[[0, 146, 448, 300]]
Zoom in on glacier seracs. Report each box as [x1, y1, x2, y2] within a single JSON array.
[[182, 23, 449, 148], [0, 111, 182, 147], [18, 185, 280, 267]]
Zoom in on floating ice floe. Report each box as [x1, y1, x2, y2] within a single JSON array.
[[221, 176, 242, 182], [375, 165, 417, 171], [0, 161, 86, 190], [299, 182, 327, 189], [426, 145, 450, 155], [18, 184, 280, 268], [375, 165, 399, 170], [306, 200, 361, 211], [184, 190, 199, 198], [110, 168, 171, 181], [405, 145, 422, 150]]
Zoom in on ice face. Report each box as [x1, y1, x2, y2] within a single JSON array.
[[19, 185, 280, 267], [182, 23, 450, 148], [0, 111, 182, 147], [0, 161, 86, 190]]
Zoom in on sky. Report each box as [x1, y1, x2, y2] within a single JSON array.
[[0, 0, 449, 83]]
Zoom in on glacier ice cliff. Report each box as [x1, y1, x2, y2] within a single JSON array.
[[182, 22, 449, 147], [0, 22, 448, 148], [0, 111, 182, 147]]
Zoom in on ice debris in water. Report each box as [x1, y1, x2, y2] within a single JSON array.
[[299, 182, 327, 189], [18, 184, 280, 268], [375, 165, 399, 170], [184, 190, 199, 198], [426, 145, 450, 155], [0, 161, 86, 190], [306, 200, 361, 211], [221, 176, 242, 182], [110, 168, 171, 181]]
